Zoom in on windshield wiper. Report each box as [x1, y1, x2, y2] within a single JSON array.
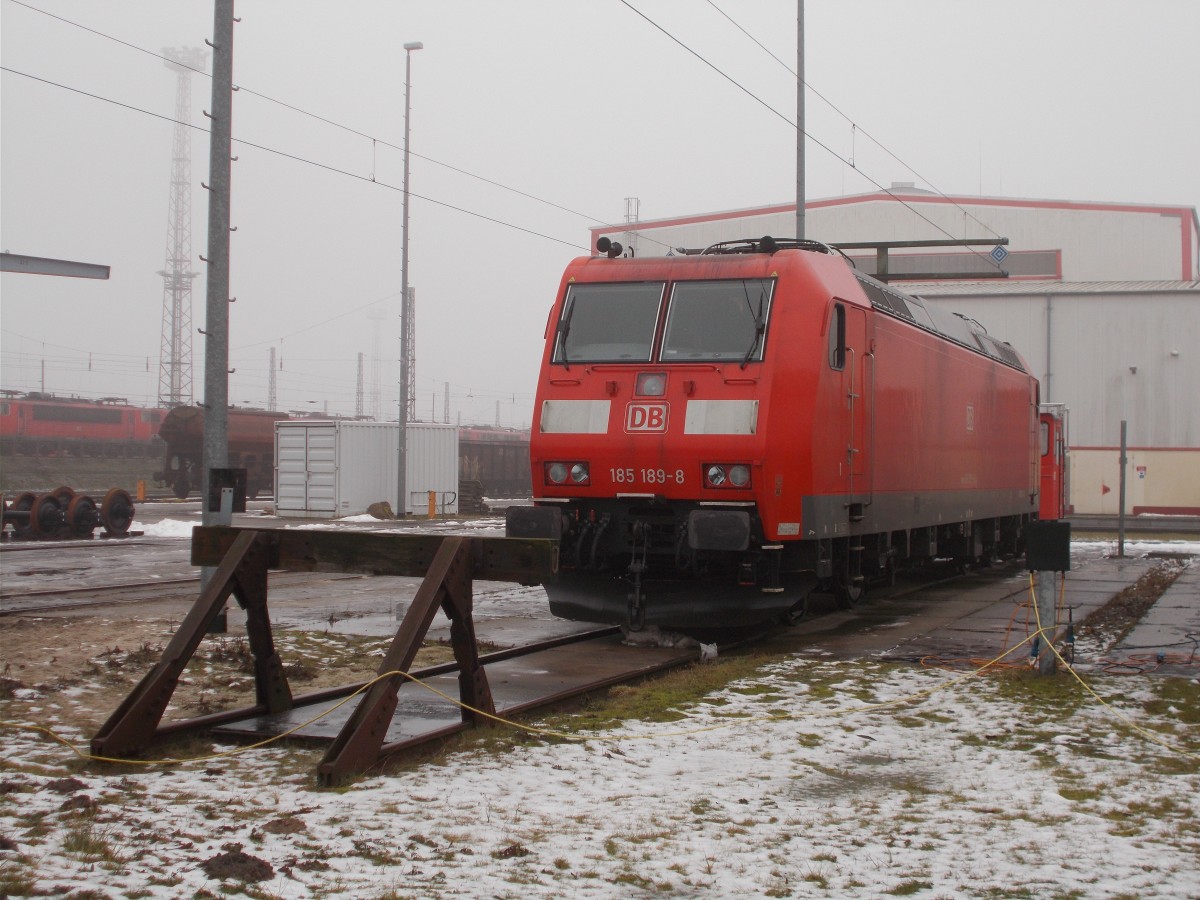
[[557, 301, 575, 369], [740, 287, 766, 369]]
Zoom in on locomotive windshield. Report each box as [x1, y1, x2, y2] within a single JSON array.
[[553, 282, 664, 364], [661, 278, 773, 363]]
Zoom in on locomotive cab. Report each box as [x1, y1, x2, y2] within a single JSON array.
[[510, 239, 841, 629]]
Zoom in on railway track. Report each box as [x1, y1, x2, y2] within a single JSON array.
[[199, 567, 998, 763], [0, 537, 177, 554], [0, 570, 376, 617]]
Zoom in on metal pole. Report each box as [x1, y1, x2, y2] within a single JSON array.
[[1035, 572, 1058, 675], [397, 41, 423, 518], [201, 1, 234, 529], [199, 0, 234, 621], [795, 0, 805, 240], [1117, 419, 1128, 557], [1046, 296, 1055, 402]]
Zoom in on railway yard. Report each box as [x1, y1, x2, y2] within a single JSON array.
[[1, 505, 1198, 898]]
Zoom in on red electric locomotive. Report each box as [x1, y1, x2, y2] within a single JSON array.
[[0, 392, 164, 456], [508, 237, 1043, 629]]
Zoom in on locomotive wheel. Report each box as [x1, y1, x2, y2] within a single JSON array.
[[66, 493, 100, 537], [782, 593, 810, 624], [882, 556, 898, 588], [52, 485, 76, 507], [834, 562, 866, 609], [100, 488, 135, 535], [10, 492, 36, 538], [29, 494, 64, 537], [835, 580, 866, 609]]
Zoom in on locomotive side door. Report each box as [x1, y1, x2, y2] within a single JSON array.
[[1039, 409, 1068, 520], [844, 305, 874, 515]]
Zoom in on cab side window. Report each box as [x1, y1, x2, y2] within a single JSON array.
[[829, 303, 846, 370]]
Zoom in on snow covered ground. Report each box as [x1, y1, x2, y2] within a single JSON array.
[[2, 527, 1197, 897], [3, 642, 1198, 897]]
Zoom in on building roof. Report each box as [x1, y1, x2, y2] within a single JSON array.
[[910, 280, 1200, 297], [599, 190, 1200, 234]]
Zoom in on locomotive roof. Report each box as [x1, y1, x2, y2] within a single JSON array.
[[572, 240, 1029, 373]]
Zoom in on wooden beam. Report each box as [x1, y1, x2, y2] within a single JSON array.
[[91, 530, 263, 757], [190, 526, 558, 584]]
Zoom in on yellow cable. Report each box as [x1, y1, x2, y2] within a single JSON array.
[[2, 671, 414, 767], [1028, 571, 1199, 762], [4, 574, 1195, 764]]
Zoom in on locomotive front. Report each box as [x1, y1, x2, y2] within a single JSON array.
[[508, 243, 831, 629]]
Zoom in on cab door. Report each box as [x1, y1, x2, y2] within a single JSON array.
[[831, 302, 874, 517], [1039, 411, 1065, 519]]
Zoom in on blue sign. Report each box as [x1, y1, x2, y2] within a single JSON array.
[[990, 245, 1009, 264]]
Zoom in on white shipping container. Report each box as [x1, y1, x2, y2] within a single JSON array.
[[274, 421, 458, 518]]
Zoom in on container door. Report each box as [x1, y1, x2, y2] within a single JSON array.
[[303, 425, 338, 514], [274, 426, 310, 513]]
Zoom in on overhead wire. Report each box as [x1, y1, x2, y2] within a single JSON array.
[[6, 0, 1022, 407], [618, 0, 1006, 272], [9, 0, 1016, 267], [0, 65, 586, 255], [0, 63, 586, 406], [702, 0, 1006, 242], [231, 290, 404, 352], [9, 0, 1011, 268], [2, 0, 680, 253]]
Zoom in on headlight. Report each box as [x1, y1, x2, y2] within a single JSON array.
[[635, 372, 667, 396], [704, 463, 752, 489], [545, 461, 589, 486]]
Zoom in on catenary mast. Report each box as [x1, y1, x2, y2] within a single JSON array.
[[157, 47, 207, 408]]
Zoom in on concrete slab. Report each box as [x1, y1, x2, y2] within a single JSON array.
[[1110, 566, 1200, 663], [289, 610, 594, 647], [214, 632, 697, 745], [862, 555, 1167, 666]]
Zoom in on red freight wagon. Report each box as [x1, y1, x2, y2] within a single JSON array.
[[155, 406, 288, 499]]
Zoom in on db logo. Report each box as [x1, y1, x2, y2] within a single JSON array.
[[625, 402, 669, 433]]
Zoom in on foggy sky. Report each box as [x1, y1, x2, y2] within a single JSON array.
[[2, 0, 1197, 426]]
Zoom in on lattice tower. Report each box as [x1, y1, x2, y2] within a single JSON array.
[[367, 308, 386, 420], [404, 286, 416, 421], [157, 47, 208, 407], [268, 346, 277, 411], [624, 196, 640, 257], [356, 352, 365, 418]]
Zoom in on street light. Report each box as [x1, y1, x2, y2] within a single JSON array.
[[397, 39, 422, 517]]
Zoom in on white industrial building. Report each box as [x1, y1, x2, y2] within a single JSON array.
[[594, 190, 1200, 516]]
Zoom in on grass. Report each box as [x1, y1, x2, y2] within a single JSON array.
[[61, 819, 124, 863], [4, 594, 1198, 899], [1142, 677, 1200, 725], [888, 881, 934, 895]]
